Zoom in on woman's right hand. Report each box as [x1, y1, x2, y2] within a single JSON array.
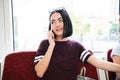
[[47, 30, 55, 47]]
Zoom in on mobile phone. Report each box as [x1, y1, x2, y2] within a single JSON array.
[[52, 30, 56, 39], [48, 26, 56, 39]]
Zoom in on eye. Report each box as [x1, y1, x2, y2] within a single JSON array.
[[59, 19, 63, 22], [51, 21, 55, 24]]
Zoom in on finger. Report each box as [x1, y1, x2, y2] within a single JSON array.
[[47, 30, 54, 38]]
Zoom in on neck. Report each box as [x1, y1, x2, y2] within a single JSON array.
[[55, 37, 68, 41]]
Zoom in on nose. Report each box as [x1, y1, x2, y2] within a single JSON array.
[[55, 20, 60, 26], [52, 22, 60, 28]]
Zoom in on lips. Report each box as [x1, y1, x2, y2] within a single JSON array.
[[56, 28, 63, 32]]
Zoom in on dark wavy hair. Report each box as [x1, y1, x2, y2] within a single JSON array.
[[48, 8, 73, 38]]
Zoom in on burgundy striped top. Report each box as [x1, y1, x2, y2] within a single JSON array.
[[34, 39, 92, 80]]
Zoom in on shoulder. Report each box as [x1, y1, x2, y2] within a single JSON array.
[[69, 39, 84, 47], [68, 39, 80, 44], [38, 39, 49, 47], [41, 39, 48, 43], [111, 43, 120, 57]]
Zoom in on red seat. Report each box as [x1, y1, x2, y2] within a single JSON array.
[[107, 49, 116, 80], [2, 51, 39, 80], [2, 51, 99, 80], [78, 51, 99, 80]]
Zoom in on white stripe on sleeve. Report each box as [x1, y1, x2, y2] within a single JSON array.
[[80, 50, 91, 62], [34, 55, 44, 63]]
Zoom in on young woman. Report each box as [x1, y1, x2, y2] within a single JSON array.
[[111, 16, 120, 80], [111, 42, 120, 80], [34, 8, 120, 80]]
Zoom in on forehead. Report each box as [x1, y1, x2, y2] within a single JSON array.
[[50, 12, 62, 20]]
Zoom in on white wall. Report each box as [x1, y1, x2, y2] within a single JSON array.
[[0, 0, 13, 59], [0, 0, 13, 79]]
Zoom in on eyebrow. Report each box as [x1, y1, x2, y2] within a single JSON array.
[[51, 17, 63, 22]]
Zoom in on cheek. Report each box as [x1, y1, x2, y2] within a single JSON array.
[[50, 25, 54, 29], [61, 22, 64, 27]]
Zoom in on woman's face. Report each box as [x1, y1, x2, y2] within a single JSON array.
[[50, 12, 64, 38]]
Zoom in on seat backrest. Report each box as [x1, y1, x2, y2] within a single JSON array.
[[78, 60, 99, 80], [2, 51, 39, 80], [107, 49, 116, 80]]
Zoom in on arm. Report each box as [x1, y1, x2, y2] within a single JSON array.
[[112, 56, 120, 79], [34, 30, 55, 78], [87, 55, 120, 73]]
